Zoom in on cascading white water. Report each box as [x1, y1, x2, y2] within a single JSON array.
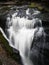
[[0, 8, 45, 65]]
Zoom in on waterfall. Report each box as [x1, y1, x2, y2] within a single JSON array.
[[0, 8, 45, 65]]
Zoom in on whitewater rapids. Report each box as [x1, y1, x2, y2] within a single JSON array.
[[0, 8, 45, 65]]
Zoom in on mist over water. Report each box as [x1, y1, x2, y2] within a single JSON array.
[[0, 7, 45, 65]]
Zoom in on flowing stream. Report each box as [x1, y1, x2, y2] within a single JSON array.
[[0, 7, 45, 65]]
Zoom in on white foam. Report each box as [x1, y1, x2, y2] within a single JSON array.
[[0, 8, 44, 65]]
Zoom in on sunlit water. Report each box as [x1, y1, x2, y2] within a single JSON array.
[[0, 7, 45, 65]]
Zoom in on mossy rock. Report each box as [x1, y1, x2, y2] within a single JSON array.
[[29, 2, 49, 12], [0, 32, 21, 63], [29, 2, 43, 11], [0, 60, 2, 65]]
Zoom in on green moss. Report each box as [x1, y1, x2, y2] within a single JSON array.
[[0, 32, 13, 54], [29, 3, 37, 7], [0, 32, 20, 63], [29, 2, 49, 12], [29, 2, 43, 11], [0, 60, 2, 65], [38, 6, 43, 11]]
